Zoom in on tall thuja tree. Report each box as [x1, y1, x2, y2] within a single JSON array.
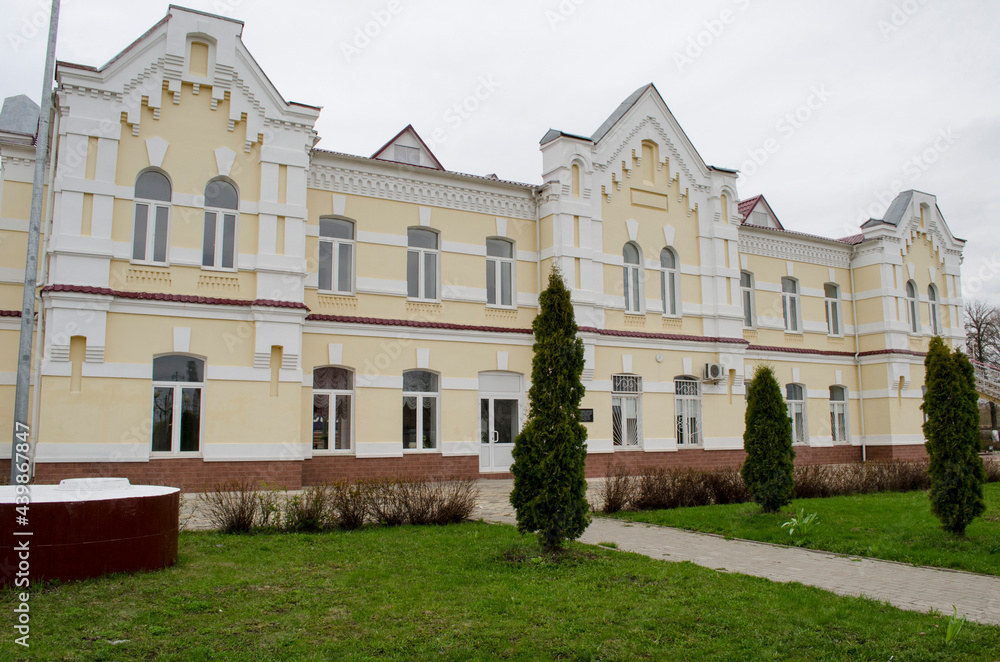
[[741, 364, 795, 513], [510, 266, 590, 550], [923, 336, 986, 535]]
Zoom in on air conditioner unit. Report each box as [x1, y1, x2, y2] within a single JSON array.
[[704, 363, 725, 382]]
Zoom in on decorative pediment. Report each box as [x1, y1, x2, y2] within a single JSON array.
[[371, 125, 444, 170]]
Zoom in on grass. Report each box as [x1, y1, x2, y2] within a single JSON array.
[[616, 482, 1000, 576], [3, 523, 1000, 660]]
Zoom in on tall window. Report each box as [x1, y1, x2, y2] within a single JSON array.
[[905, 280, 919, 333], [313, 367, 353, 451], [319, 217, 354, 294], [674, 378, 702, 445], [486, 238, 514, 307], [661, 248, 680, 316], [740, 271, 754, 328], [825, 283, 842, 336], [928, 284, 940, 335], [786, 383, 807, 444], [829, 386, 848, 442], [151, 355, 203, 454], [132, 170, 171, 264], [782, 278, 800, 332], [611, 375, 641, 447], [202, 179, 238, 269], [402, 370, 438, 450], [623, 243, 642, 313], [407, 228, 439, 300]]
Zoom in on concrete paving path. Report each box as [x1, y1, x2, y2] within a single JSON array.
[[182, 478, 1000, 627]]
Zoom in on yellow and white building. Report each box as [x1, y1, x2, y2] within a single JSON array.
[[0, 7, 967, 488]]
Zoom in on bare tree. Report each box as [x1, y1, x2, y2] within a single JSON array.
[[965, 299, 1000, 434]]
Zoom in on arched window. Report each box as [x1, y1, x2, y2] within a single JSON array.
[[612, 374, 642, 447], [151, 354, 204, 454], [782, 278, 800, 332], [829, 386, 848, 442], [132, 170, 171, 264], [319, 217, 354, 294], [623, 243, 642, 313], [660, 247, 680, 317], [825, 283, 842, 336], [674, 377, 702, 445], [928, 284, 940, 335], [740, 271, 754, 328], [407, 228, 439, 300], [786, 383, 807, 444], [905, 280, 919, 333], [402, 370, 439, 450], [202, 179, 238, 269], [486, 238, 515, 307], [313, 367, 353, 451]]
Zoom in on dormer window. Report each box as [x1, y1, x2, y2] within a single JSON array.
[[394, 145, 420, 165]]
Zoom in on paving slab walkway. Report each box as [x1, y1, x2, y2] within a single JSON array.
[[181, 478, 1000, 627]]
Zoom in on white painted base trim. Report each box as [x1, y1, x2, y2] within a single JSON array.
[[441, 440, 478, 456], [32, 442, 151, 462], [202, 442, 309, 462]]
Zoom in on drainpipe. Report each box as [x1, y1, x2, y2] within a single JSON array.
[[534, 187, 542, 295], [28, 94, 60, 477], [849, 247, 866, 462]]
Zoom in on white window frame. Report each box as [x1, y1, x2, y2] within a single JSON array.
[[402, 370, 440, 451], [318, 217, 355, 295], [312, 366, 354, 453], [202, 179, 239, 272], [661, 247, 680, 317], [611, 374, 642, 448], [786, 383, 808, 444], [829, 385, 848, 443], [407, 228, 440, 302], [824, 283, 842, 336], [928, 284, 940, 335], [782, 277, 801, 333], [905, 280, 919, 334], [674, 377, 702, 445], [623, 243, 643, 314], [131, 170, 171, 266], [150, 355, 204, 456], [740, 271, 755, 328], [486, 237, 516, 308]]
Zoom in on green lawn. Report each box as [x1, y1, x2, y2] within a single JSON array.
[[616, 482, 1000, 576], [2, 523, 999, 661]]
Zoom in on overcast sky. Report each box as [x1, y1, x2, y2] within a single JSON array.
[[3, 0, 999, 306]]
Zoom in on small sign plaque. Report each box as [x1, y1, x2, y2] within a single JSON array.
[[580, 408, 594, 423]]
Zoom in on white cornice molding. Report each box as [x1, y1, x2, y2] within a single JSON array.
[[738, 228, 852, 269], [307, 158, 537, 221]]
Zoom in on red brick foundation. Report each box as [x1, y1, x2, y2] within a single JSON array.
[[865, 445, 929, 461], [0, 444, 925, 492]]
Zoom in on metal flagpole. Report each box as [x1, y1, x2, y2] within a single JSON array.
[[10, 0, 60, 484]]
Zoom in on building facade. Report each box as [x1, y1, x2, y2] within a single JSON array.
[[0, 7, 967, 489]]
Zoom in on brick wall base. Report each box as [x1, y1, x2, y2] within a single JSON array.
[[0, 444, 927, 492]]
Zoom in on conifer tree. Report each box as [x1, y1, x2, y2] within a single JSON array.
[[923, 336, 986, 535], [741, 364, 795, 513], [510, 266, 590, 550]]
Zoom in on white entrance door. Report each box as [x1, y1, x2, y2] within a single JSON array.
[[478, 372, 522, 472]]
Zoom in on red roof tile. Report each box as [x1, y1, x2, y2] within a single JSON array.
[[42, 285, 308, 310], [737, 195, 763, 222]]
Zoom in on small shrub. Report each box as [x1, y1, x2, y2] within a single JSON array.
[[199, 480, 260, 533], [600, 462, 635, 514], [702, 467, 749, 505], [368, 479, 408, 526], [330, 481, 367, 530], [401, 479, 444, 525], [256, 483, 285, 529], [781, 508, 819, 545], [435, 478, 479, 524], [284, 485, 332, 532], [983, 457, 1000, 483]]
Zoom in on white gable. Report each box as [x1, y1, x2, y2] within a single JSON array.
[[371, 125, 444, 170]]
